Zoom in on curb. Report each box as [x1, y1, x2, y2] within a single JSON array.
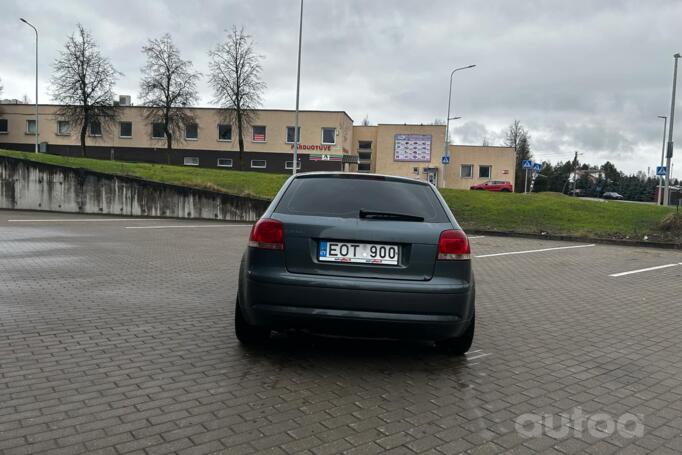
[[467, 230, 682, 250]]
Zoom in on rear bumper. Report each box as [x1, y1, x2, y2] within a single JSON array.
[[239, 268, 475, 340]]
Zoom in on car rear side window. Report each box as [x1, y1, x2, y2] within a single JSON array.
[[274, 176, 449, 222]]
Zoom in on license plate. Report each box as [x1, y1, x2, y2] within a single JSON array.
[[319, 241, 399, 265]]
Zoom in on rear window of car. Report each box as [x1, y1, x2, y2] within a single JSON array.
[[274, 176, 450, 222]]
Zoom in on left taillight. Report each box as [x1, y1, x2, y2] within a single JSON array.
[[437, 229, 470, 260], [248, 218, 284, 250]]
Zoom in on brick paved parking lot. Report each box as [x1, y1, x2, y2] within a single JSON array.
[[1, 210, 682, 455]]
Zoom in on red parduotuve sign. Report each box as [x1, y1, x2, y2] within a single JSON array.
[[289, 144, 333, 151]]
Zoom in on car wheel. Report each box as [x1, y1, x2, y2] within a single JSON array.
[[235, 298, 270, 344], [500, 189, 511, 192], [435, 313, 475, 355]]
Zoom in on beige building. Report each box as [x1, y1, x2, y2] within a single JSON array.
[[0, 103, 515, 189], [353, 124, 515, 190]]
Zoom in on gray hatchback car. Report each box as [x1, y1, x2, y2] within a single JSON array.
[[236, 172, 475, 354]]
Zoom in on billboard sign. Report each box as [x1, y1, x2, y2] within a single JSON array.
[[394, 134, 432, 162]]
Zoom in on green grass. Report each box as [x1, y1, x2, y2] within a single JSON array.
[[440, 189, 678, 241], [0, 149, 288, 199], [1, 149, 679, 243]]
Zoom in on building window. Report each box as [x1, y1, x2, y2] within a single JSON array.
[[358, 151, 372, 161], [252, 125, 266, 142], [250, 159, 267, 169], [413, 167, 419, 175], [358, 163, 371, 172], [57, 120, 71, 136], [321, 127, 336, 145], [285, 160, 301, 170], [0, 119, 7, 134], [217, 158, 233, 167], [185, 123, 198, 140], [358, 140, 372, 150], [218, 124, 232, 141], [183, 157, 199, 166], [286, 126, 301, 143], [119, 121, 132, 138], [152, 123, 165, 139], [461, 164, 473, 178], [479, 165, 492, 179], [26, 119, 37, 135], [89, 120, 102, 136]]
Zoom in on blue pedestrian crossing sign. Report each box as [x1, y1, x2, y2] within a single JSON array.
[[533, 162, 542, 172], [522, 159, 533, 169], [656, 166, 667, 176], [441, 155, 450, 165]]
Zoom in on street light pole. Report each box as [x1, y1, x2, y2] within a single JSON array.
[[664, 53, 680, 206], [572, 152, 578, 196], [657, 115, 667, 205], [20, 18, 39, 154], [292, 0, 303, 175], [443, 64, 475, 187]]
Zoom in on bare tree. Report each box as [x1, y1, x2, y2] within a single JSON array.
[[139, 34, 200, 164], [504, 120, 525, 152], [50, 24, 120, 157], [505, 120, 532, 192], [0, 77, 3, 96], [208, 26, 266, 170], [361, 116, 371, 126]]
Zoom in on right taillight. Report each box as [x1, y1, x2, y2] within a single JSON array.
[[248, 218, 284, 250], [437, 229, 470, 260]]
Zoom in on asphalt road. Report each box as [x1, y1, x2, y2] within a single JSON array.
[[1, 210, 681, 455]]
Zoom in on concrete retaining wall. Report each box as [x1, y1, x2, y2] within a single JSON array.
[[0, 156, 271, 221]]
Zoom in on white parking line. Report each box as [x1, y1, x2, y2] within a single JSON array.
[[125, 224, 251, 229], [9, 218, 163, 222], [609, 263, 682, 278], [468, 236, 485, 239], [466, 353, 491, 361], [474, 243, 595, 258]]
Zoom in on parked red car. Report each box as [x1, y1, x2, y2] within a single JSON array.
[[469, 180, 513, 192]]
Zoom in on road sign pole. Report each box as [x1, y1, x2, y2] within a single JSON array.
[[521, 160, 533, 193]]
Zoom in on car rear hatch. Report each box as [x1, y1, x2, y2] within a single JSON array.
[[271, 174, 454, 281]]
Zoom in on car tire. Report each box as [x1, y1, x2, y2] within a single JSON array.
[[235, 298, 270, 345], [501, 189, 511, 193], [435, 313, 475, 355]]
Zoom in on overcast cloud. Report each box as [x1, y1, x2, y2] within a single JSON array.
[[2, 0, 681, 177]]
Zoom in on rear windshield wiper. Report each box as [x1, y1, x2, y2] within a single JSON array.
[[359, 209, 424, 222]]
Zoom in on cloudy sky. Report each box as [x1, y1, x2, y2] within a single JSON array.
[[2, 0, 681, 177]]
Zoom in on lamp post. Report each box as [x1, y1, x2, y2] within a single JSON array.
[[443, 64, 475, 187], [20, 18, 39, 153], [664, 53, 680, 206], [657, 115, 667, 205], [292, 0, 303, 175]]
